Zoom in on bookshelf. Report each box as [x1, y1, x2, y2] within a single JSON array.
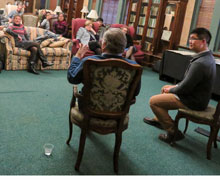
[[60, 0, 84, 27], [126, 0, 188, 64]]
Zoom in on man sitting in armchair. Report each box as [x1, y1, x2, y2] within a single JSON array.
[[67, 28, 141, 110]]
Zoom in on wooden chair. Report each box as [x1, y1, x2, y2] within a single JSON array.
[[66, 58, 142, 173], [173, 101, 220, 159]]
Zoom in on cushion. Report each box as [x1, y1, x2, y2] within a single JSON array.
[[41, 47, 69, 57], [70, 104, 129, 129], [179, 105, 215, 121], [40, 38, 54, 48], [49, 40, 66, 48]]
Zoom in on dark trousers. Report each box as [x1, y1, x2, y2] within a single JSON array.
[[16, 41, 47, 66]]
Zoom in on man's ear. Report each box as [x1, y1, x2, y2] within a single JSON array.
[[202, 39, 208, 47], [101, 41, 106, 52]]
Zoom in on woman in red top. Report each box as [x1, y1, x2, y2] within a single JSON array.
[[52, 13, 68, 37]]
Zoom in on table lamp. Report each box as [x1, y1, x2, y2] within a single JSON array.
[[54, 5, 62, 15], [87, 9, 99, 21]]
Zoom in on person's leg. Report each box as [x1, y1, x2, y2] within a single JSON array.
[[149, 93, 185, 134], [30, 42, 54, 67], [28, 46, 39, 75], [149, 93, 186, 143], [143, 85, 177, 126]]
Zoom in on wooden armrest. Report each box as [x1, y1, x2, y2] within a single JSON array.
[[130, 98, 136, 105]]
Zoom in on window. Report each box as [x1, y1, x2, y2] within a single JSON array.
[[101, 0, 119, 25]]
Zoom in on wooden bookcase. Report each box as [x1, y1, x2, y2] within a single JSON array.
[[126, 0, 188, 63], [60, 0, 84, 27]]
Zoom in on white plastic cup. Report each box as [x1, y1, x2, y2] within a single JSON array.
[[43, 143, 54, 156]]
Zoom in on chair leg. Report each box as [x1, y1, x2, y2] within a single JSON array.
[[75, 129, 87, 171], [113, 131, 122, 174], [171, 113, 181, 145], [207, 126, 216, 160], [66, 113, 73, 145], [183, 119, 189, 134], [214, 127, 219, 148]]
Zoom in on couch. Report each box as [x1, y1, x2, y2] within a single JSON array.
[[0, 26, 72, 70]]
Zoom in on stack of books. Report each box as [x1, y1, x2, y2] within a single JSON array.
[[141, 6, 148, 14], [145, 41, 152, 51], [137, 26, 144, 35], [151, 6, 159, 16], [148, 18, 157, 28], [138, 16, 146, 26], [153, 0, 160, 4], [131, 3, 137, 11], [130, 14, 136, 23]]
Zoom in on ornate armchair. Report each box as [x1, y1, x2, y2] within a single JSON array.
[[71, 18, 100, 57], [66, 58, 142, 173], [111, 24, 145, 65]]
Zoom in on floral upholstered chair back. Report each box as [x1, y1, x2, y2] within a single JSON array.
[[82, 59, 141, 113]]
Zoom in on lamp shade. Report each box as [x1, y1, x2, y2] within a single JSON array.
[[54, 6, 62, 13], [81, 6, 89, 13], [87, 10, 99, 20]]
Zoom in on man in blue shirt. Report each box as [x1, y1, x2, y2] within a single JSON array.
[[8, 4, 24, 23], [67, 28, 141, 108]]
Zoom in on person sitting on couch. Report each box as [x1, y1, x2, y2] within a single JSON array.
[[52, 13, 68, 38], [76, 20, 101, 55], [7, 4, 24, 23], [6, 15, 54, 75], [40, 12, 52, 30]]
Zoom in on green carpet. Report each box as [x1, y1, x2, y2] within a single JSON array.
[[0, 68, 220, 175]]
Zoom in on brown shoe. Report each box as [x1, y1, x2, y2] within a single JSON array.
[[143, 117, 163, 129], [159, 131, 184, 144]]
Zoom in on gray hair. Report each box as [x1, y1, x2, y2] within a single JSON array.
[[102, 28, 127, 54]]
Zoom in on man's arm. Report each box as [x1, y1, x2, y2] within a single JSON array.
[[6, 27, 19, 38], [169, 62, 204, 95], [76, 27, 84, 42], [67, 44, 89, 84], [40, 19, 47, 28], [24, 27, 29, 41], [7, 11, 15, 23]]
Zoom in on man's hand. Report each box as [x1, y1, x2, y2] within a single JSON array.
[[18, 35, 22, 41], [75, 43, 89, 59], [161, 85, 177, 94]]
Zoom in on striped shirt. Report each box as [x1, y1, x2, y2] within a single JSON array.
[[8, 23, 28, 41]]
